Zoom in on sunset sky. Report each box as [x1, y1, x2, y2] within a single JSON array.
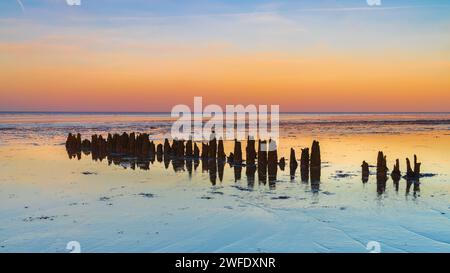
[[0, 0, 449, 112]]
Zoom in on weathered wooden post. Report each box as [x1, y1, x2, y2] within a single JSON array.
[[234, 139, 242, 165], [246, 136, 256, 165], [267, 139, 278, 183], [186, 139, 193, 157], [413, 155, 421, 178], [362, 160, 370, 183], [290, 148, 298, 178], [209, 137, 217, 159], [300, 148, 309, 182], [193, 143, 200, 158], [156, 144, 163, 162], [376, 151, 388, 195], [310, 141, 321, 183], [201, 143, 209, 159], [376, 151, 388, 177], [391, 159, 401, 181], [217, 139, 226, 162]]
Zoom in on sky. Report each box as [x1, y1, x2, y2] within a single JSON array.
[[0, 0, 449, 112]]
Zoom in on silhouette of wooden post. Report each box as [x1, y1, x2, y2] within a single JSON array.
[[406, 155, 421, 179], [186, 139, 193, 157], [362, 160, 369, 183], [376, 151, 388, 177], [149, 141, 155, 160], [279, 157, 285, 171], [234, 139, 242, 165], [257, 140, 267, 185], [290, 148, 298, 178], [217, 139, 226, 162], [413, 155, 421, 178], [156, 144, 163, 162], [376, 151, 388, 195], [164, 138, 171, 156], [209, 137, 217, 159], [310, 141, 321, 183], [300, 148, 309, 182], [201, 143, 209, 159], [267, 139, 278, 182], [246, 136, 256, 165], [193, 143, 200, 158], [391, 159, 401, 181]]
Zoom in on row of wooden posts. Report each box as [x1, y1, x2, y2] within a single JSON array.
[[361, 151, 422, 184], [66, 132, 322, 182]]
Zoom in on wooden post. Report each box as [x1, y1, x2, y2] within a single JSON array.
[[234, 139, 242, 165], [362, 160, 369, 183], [290, 148, 298, 177], [217, 139, 226, 162]]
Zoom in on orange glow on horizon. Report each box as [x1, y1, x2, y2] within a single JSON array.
[[1, 42, 449, 112]]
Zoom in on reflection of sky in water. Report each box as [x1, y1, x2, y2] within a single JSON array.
[[0, 113, 449, 252]]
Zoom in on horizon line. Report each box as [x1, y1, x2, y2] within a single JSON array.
[[1, 111, 449, 115]]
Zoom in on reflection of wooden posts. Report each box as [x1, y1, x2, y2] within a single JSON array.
[[201, 157, 208, 173], [257, 140, 267, 185], [300, 148, 309, 182], [218, 160, 225, 182], [177, 140, 185, 158], [391, 159, 401, 192], [267, 139, 278, 182], [234, 165, 242, 182], [310, 141, 321, 183], [185, 139, 193, 157], [81, 139, 91, 151], [217, 139, 226, 162], [201, 143, 209, 159], [413, 155, 421, 178], [234, 140, 242, 165], [164, 139, 171, 156], [208, 158, 217, 185], [376, 151, 388, 178], [246, 164, 256, 188], [362, 160, 369, 183], [156, 144, 163, 162], [376, 151, 388, 195], [209, 137, 217, 159], [227, 152, 234, 164], [186, 158, 193, 177], [149, 141, 155, 160], [279, 157, 285, 171], [193, 143, 200, 158], [290, 148, 298, 178], [391, 159, 401, 181]]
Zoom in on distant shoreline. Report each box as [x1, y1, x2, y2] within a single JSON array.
[[1, 111, 450, 115]]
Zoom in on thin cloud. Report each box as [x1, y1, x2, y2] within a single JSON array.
[[16, 0, 25, 13]]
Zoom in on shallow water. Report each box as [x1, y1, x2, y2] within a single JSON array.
[[0, 113, 449, 252]]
